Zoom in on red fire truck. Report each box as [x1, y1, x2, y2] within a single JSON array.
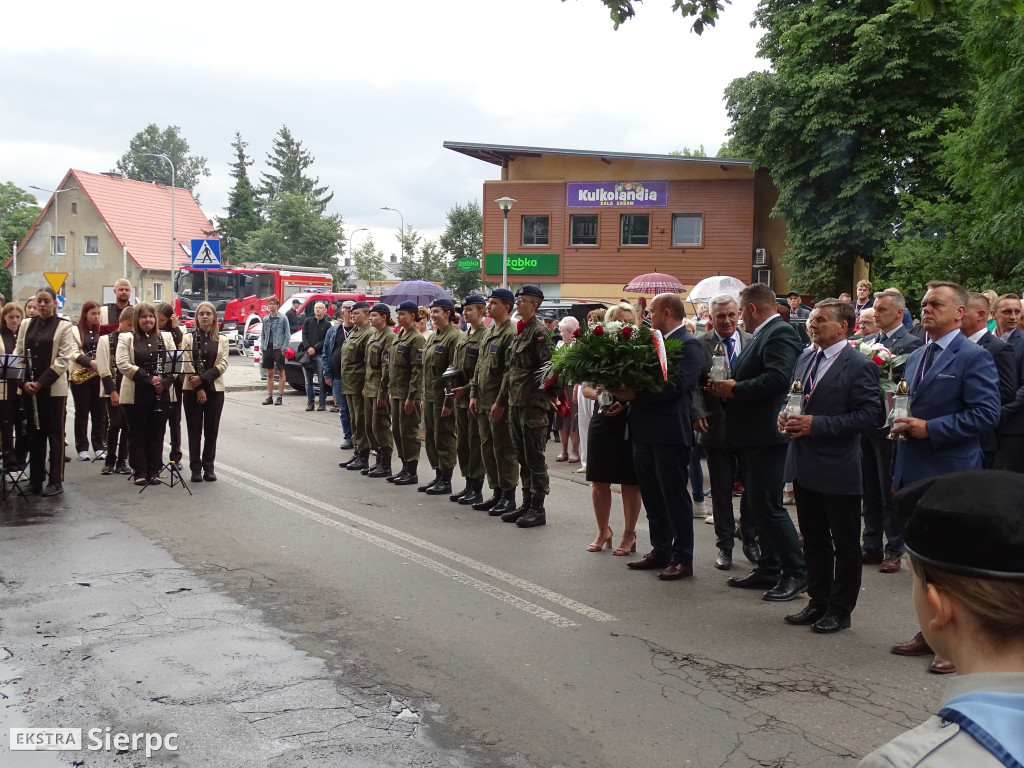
[[173, 262, 333, 336]]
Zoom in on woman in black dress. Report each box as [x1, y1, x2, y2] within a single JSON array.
[[70, 300, 108, 461], [584, 303, 643, 555]]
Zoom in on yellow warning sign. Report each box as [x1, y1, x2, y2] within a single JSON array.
[[43, 272, 68, 293]]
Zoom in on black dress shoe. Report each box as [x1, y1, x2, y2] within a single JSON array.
[[742, 541, 761, 565], [204, 471, 217, 482], [784, 603, 827, 625], [626, 553, 670, 571], [191, 471, 204, 483], [811, 613, 851, 634], [714, 549, 733, 570], [727, 569, 779, 589], [762, 575, 808, 602]]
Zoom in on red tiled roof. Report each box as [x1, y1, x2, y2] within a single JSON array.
[[11, 169, 214, 272]]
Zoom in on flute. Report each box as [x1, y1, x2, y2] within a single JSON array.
[[25, 348, 41, 431]]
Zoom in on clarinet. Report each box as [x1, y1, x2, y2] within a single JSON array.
[[25, 348, 41, 431], [192, 330, 207, 402], [153, 333, 168, 414]]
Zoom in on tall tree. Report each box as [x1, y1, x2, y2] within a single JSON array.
[[238, 192, 345, 279], [438, 201, 486, 299], [1, 181, 42, 259], [352, 235, 386, 281], [724, 0, 967, 296], [116, 124, 211, 195], [216, 132, 260, 261], [581, 0, 730, 34], [259, 126, 333, 214]]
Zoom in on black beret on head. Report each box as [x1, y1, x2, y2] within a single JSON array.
[[350, 301, 371, 310], [515, 284, 544, 301], [896, 470, 1024, 581], [396, 301, 418, 314]]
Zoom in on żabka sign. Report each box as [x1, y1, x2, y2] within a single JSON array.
[[567, 181, 669, 208]]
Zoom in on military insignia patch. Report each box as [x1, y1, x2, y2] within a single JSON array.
[[415, 348, 423, 364], [536, 335, 546, 344], [383, 350, 390, 365]]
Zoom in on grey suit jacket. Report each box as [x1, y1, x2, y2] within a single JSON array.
[[692, 330, 753, 448]]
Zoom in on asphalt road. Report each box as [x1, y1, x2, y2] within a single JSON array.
[[0, 389, 946, 767]]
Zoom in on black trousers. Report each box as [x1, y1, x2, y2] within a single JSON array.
[[632, 440, 693, 565], [999, 434, 1024, 473], [182, 390, 224, 472], [104, 401, 128, 465], [71, 377, 108, 453], [737, 443, 806, 578], [793, 481, 862, 618], [860, 435, 904, 556], [25, 392, 66, 487], [705, 445, 757, 551], [123, 403, 168, 479]]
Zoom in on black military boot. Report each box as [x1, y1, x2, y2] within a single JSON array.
[[367, 450, 392, 478], [501, 489, 531, 523], [387, 459, 407, 483], [362, 450, 381, 475], [346, 450, 370, 471], [450, 477, 472, 503], [474, 487, 503, 512], [459, 478, 484, 506], [394, 461, 418, 486], [516, 493, 547, 527], [417, 468, 441, 492], [339, 452, 360, 468], [426, 469, 453, 495], [489, 488, 516, 516]]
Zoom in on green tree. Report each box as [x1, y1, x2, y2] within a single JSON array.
[[581, 0, 729, 34], [668, 145, 707, 157], [395, 231, 447, 284], [724, 0, 967, 296], [1, 182, 42, 299], [352, 235, 386, 281], [438, 201, 486, 299], [259, 126, 333, 214], [239, 192, 345, 279], [116, 124, 211, 195], [216, 132, 260, 261]]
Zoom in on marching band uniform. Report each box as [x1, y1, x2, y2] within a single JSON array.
[[70, 324, 108, 457], [117, 329, 176, 484], [96, 329, 129, 474], [14, 314, 76, 494], [181, 329, 229, 482]]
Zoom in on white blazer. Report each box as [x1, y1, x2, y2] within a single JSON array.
[[14, 317, 76, 398], [182, 333, 229, 392], [115, 331, 177, 405]]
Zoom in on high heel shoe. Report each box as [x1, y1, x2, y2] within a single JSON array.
[[613, 530, 637, 556], [587, 528, 613, 552]]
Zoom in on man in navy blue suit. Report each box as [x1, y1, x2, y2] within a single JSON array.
[[779, 299, 883, 633], [994, 293, 1024, 472], [889, 281, 1001, 674], [612, 293, 703, 581]]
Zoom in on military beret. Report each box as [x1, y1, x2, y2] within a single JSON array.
[[515, 284, 544, 301], [489, 288, 515, 303], [429, 297, 455, 310], [396, 301, 418, 314], [370, 303, 391, 315], [896, 470, 1024, 580], [462, 294, 486, 306], [350, 301, 371, 310]]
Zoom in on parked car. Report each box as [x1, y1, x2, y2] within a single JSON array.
[[284, 328, 320, 394]]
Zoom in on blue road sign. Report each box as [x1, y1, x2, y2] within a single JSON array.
[[190, 239, 221, 269], [55, 294, 66, 310]]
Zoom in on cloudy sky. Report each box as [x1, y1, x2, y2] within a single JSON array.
[[1, 0, 764, 257]]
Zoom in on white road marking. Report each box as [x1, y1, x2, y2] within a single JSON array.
[[215, 461, 619, 627]]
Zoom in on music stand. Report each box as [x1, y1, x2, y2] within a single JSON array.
[[0, 354, 28, 500], [139, 349, 191, 496]]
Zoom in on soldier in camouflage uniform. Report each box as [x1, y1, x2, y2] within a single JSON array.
[[362, 303, 395, 478], [419, 298, 461, 495], [502, 285, 554, 528], [388, 301, 426, 485], [469, 288, 520, 515], [340, 301, 372, 471], [447, 294, 487, 505]]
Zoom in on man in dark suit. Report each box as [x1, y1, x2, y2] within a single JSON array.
[[613, 293, 703, 581], [779, 300, 883, 633], [961, 292, 1017, 469], [859, 289, 923, 573], [692, 294, 758, 570], [994, 293, 1024, 472], [889, 281, 1001, 673], [708, 283, 807, 602]]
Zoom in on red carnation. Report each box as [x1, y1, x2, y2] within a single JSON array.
[[621, 326, 634, 339], [593, 325, 605, 336], [872, 355, 885, 366], [573, 328, 581, 338]]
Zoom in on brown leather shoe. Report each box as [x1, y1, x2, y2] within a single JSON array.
[[928, 655, 956, 674], [861, 550, 884, 565], [879, 554, 902, 573], [626, 552, 670, 571], [657, 563, 693, 581], [890, 631, 933, 656]]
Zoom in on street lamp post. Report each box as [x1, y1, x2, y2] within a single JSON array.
[[29, 185, 69, 260], [495, 197, 517, 290], [380, 207, 405, 261], [348, 227, 368, 260], [145, 153, 175, 300]]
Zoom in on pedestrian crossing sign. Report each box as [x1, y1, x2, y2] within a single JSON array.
[[190, 239, 221, 269]]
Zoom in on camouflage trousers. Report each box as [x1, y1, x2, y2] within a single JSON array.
[[508, 403, 550, 496], [423, 401, 457, 471], [346, 393, 369, 452], [454, 405, 483, 480], [477, 404, 518, 492], [364, 396, 393, 451], [391, 398, 421, 462]]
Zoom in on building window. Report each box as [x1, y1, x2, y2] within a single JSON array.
[[672, 214, 703, 246], [71, 202, 78, 214], [153, 282, 164, 302], [84, 236, 99, 255], [570, 215, 598, 246], [51, 235, 66, 255], [620, 214, 650, 246], [521, 215, 549, 246]]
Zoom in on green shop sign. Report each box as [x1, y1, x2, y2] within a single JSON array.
[[456, 257, 481, 271], [484, 253, 559, 276]]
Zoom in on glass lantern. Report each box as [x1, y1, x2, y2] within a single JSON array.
[[887, 380, 911, 441], [710, 342, 731, 381]]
